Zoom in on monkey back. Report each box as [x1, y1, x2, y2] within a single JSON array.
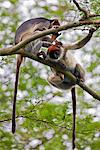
[[14, 17, 56, 44]]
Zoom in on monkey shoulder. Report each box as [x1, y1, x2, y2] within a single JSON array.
[[65, 51, 77, 68]]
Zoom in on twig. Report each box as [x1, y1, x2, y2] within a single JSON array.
[[73, 0, 89, 19], [0, 115, 99, 134], [0, 118, 11, 123], [89, 14, 100, 18], [73, 0, 100, 20]]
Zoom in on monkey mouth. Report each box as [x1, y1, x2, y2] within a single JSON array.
[[49, 50, 60, 59]]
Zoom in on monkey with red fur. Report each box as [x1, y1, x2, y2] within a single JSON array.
[[47, 28, 96, 149]]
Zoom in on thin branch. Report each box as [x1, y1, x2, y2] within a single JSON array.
[[0, 20, 100, 56], [73, 0, 100, 20], [73, 0, 89, 19], [0, 118, 11, 123], [89, 14, 100, 18], [0, 115, 99, 134], [0, 115, 70, 131]]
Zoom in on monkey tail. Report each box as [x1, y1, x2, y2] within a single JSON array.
[[71, 87, 76, 149], [12, 55, 23, 134]]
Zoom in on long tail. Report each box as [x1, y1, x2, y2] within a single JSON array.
[[12, 55, 23, 133], [71, 87, 76, 149]]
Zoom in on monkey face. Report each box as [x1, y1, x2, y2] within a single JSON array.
[[47, 41, 64, 61], [48, 50, 61, 59]]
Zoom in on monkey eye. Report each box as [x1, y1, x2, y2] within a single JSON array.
[[54, 51, 60, 59], [35, 27, 46, 31], [52, 25, 59, 29], [49, 50, 60, 59]]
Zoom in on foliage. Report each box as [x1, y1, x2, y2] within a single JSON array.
[[0, 102, 100, 150], [0, 0, 100, 149]]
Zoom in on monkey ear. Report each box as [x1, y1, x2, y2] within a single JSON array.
[[52, 19, 60, 26], [50, 19, 60, 28]]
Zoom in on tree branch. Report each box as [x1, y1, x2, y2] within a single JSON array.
[[19, 51, 100, 101], [0, 20, 100, 56]]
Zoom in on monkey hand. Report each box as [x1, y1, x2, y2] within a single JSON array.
[[54, 32, 61, 38], [51, 33, 61, 41], [37, 51, 47, 59]]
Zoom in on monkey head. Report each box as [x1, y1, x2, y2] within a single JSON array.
[[50, 19, 61, 41], [47, 41, 63, 60]]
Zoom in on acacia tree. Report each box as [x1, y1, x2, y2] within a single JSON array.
[[0, 0, 100, 150]]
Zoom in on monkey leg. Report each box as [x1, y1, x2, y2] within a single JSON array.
[[47, 73, 64, 87], [74, 64, 85, 82]]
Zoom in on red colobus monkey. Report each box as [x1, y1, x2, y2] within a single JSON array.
[[12, 17, 60, 134], [47, 28, 96, 149]]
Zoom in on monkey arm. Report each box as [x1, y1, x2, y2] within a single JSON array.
[[21, 32, 52, 53], [74, 64, 85, 82], [64, 27, 96, 51], [41, 36, 53, 47]]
